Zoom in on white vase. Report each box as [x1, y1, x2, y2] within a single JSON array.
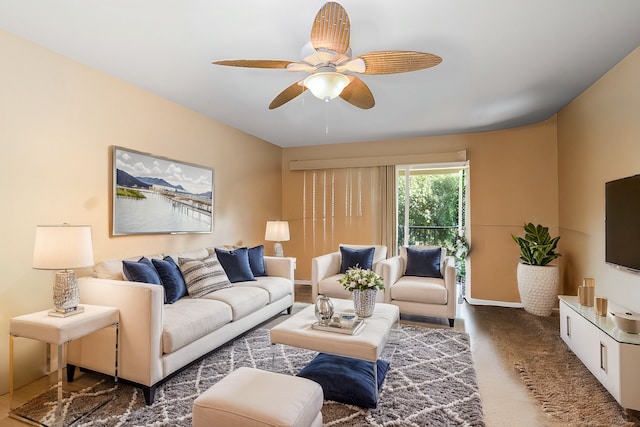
[[516, 263, 559, 317], [352, 288, 377, 318]]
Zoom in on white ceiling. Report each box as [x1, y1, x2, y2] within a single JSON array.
[[2, 1, 640, 147]]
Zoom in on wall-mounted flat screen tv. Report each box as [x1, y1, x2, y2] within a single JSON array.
[[606, 174, 640, 273]]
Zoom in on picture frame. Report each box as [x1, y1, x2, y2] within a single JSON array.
[[112, 146, 214, 235]]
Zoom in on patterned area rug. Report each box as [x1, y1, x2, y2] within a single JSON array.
[[11, 325, 484, 427]]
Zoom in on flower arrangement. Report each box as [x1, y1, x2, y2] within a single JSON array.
[[338, 265, 384, 292]]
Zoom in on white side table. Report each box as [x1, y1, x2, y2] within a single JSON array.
[[9, 304, 119, 426]]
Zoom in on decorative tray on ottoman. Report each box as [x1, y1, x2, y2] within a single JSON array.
[[312, 313, 365, 335]]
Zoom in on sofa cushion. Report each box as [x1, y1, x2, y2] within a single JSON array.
[[405, 246, 443, 278], [215, 247, 256, 283], [339, 246, 375, 273], [201, 286, 269, 320], [233, 276, 293, 303], [162, 298, 233, 354], [178, 254, 232, 298], [122, 257, 162, 285], [96, 254, 163, 281], [166, 248, 210, 262], [248, 245, 267, 277], [152, 256, 187, 304], [94, 259, 127, 280], [391, 276, 448, 305]]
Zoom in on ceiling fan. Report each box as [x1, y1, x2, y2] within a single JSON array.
[[212, 1, 442, 110]]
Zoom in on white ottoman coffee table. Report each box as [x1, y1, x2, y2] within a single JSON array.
[[269, 299, 399, 406], [192, 367, 323, 427]]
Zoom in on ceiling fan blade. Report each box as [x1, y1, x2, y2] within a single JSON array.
[[212, 59, 293, 69], [356, 51, 442, 75], [310, 2, 350, 55], [269, 81, 307, 110], [286, 62, 316, 72], [339, 75, 375, 109], [336, 58, 366, 73]]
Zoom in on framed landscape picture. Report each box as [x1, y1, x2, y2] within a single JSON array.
[[112, 146, 214, 235]]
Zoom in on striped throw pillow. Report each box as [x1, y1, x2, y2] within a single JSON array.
[[178, 254, 232, 298]]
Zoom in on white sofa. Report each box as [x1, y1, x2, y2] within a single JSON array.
[[66, 247, 294, 405], [377, 246, 457, 327], [311, 244, 388, 303]]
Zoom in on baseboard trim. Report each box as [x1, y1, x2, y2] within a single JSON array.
[[295, 280, 311, 286], [463, 296, 524, 308]]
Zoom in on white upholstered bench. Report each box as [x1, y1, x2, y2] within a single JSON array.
[[192, 367, 323, 427]]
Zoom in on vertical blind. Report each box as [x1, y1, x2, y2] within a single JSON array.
[[300, 167, 386, 258]]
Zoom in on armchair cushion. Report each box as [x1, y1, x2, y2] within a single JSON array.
[[391, 276, 448, 305], [339, 246, 375, 273], [317, 275, 353, 300], [401, 245, 446, 273], [405, 247, 443, 278], [214, 247, 256, 283]]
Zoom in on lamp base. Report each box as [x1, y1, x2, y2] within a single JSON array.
[[273, 242, 284, 257], [48, 306, 84, 318], [52, 270, 80, 314]]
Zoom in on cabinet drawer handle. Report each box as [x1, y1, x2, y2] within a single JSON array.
[[600, 341, 607, 373], [566, 315, 571, 337]]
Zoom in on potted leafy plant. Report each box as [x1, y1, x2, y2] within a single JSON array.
[[511, 223, 561, 316]]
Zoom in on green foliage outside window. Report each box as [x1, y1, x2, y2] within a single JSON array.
[[397, 170, 469, 280]]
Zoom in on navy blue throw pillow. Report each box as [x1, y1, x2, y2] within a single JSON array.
[[339, 246, 375, 273], [152, 256, 187, 304], [297, 353, 389, 408], [248, 245, 267, 277], [122, 257, 162, 285], [214, 247, 256, 283], [405, 247, 443, 278]]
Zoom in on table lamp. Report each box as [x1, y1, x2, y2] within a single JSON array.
[[32, 224, 94, 317], [265, 221, 290, 257]]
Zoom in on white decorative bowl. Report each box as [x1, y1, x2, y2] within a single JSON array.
[[612, 311, 640, 334]]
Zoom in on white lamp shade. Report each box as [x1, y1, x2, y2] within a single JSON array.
[[265, 221, 290, 242], [33, 225, 95, 270], [304, 72, 350, 101]]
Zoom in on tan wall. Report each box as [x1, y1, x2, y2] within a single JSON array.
[[558, 45, 640, 312], [0, 31, 283, 393], [283, 118, 559, 302], [6, 25, 637, 397]]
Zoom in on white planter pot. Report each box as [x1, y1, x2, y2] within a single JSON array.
[[516, 263, 559, 317]]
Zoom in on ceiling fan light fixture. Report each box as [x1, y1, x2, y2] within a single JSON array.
[[303, 72, 350, 101], [213, 2, 441, 110]]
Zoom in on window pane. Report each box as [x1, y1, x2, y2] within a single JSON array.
[[397, 168, 464, 253]]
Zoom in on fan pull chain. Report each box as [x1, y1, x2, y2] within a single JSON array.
[[325, 100, 330, 135]]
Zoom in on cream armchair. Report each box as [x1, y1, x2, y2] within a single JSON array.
[[311, 244, 388, 303], [378, 246, 457, 327]]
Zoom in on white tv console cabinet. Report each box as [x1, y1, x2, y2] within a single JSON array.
[[558, 295, 640, 411]]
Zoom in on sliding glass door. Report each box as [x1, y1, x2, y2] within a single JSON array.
[[396, 164, 469, 285]]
